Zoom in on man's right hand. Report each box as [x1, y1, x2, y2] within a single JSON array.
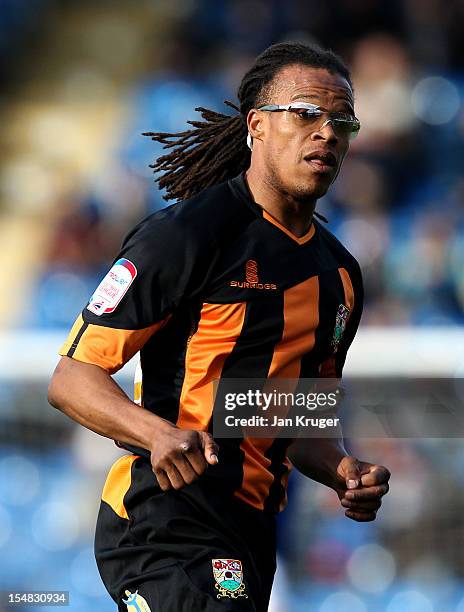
[[48, 358, 219, 492], [150, 424, 219, 491]]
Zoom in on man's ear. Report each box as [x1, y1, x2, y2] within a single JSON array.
[[247, 109, 265, 146]]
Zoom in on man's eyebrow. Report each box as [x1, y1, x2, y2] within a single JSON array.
[[290, 93, 354, 112], [290, 94, 319, 101]]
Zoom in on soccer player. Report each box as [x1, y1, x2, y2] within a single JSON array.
[[48, 42, 390, 611]]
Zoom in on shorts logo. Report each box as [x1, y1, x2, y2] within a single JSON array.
[[212, 559, 248, 599], [122, 589, 151, 612], [87, 258, 137, 316], [229, 259, 277, 291], [332, 304, 350, 352]]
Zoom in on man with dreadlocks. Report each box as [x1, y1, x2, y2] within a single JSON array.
[[49, 42, 390, 611]]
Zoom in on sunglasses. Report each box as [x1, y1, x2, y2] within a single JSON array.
[[257, 102, 361, 140]]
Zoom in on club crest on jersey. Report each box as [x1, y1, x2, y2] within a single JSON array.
[[332, 304, 350, 351], [122, 589, 151, 612], [212, 559, 248, 599], [87, 258, 137, 316]]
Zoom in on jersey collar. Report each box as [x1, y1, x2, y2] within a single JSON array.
[[228, 172, 316, 246]]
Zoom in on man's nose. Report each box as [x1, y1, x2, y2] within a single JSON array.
[[312, 118, 338, 143]]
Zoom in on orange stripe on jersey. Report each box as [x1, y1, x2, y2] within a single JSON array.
[[59, 315, 170, 374], [236, 277, 319, 511], [134, 381, 143, 404], [268, 275, 319, 378], [133, 358, 143, 405], [101, 454, 139, 520], [234, 438, 274, 510], [338, 267, 355, 313], [262, 210, 316, 245], [177, 302, 247, 429], [278, 459, 292, 512]]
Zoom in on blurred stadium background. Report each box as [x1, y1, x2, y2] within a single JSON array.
[[0, 0, 463, 610]]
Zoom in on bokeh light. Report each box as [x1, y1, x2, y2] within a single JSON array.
[[386, 590, 434, 612], [347, 543, 396, 594], [319, 591, 368, 612], [0, 504, 13, 549], [31, 501, 79, 551], [0, 455, 41, 505], [411, 77, 461, 126]]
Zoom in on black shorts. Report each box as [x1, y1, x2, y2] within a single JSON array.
[[94, 455, 277, 612]]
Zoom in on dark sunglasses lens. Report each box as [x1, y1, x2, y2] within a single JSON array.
[[333, 118, 360, 139], [299, 110, 322, 122]]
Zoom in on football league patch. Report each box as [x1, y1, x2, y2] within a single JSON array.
[[212, 559, 248, 599], [122, 589, 151, 612], [87, 258, 137, 316]]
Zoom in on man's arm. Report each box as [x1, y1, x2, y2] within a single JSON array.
[[287, 435, 348, 490], [288, 435, 390, 522], [287, 261, 390, 521], [49, 206, 223, 491], [48, 356, 219, 491]]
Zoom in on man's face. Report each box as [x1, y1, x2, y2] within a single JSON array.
[[249, 65, 355, 201]]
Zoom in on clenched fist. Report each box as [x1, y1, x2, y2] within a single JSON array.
[[334, 456, 390, 522], [150, 425, 219, 491]]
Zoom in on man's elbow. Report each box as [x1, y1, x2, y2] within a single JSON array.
[[48, 357, 72, 410], [48, 375, 62, 411]]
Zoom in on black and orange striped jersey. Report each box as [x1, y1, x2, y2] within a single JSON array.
[[60, 172, 363, 514]]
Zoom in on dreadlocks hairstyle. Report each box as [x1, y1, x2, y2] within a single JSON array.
[[143, 42, 352, 202]]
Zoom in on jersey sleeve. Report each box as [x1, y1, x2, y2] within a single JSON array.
[[319, 260, 364, 379], [59, 211, 213, 374]]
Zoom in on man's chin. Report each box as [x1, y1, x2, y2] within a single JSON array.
[[291, 178, 331, 201]]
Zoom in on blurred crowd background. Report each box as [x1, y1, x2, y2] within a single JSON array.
[[0, 0, 463, 610]]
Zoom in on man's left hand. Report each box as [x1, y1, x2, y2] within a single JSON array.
[[334, 456, 390, 522]]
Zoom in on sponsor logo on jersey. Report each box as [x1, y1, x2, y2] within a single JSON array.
[[245, 259, 259, 283], [122, 589, 151, 612], [332, 304, 350, 351], [212, 559, 248, 599], [87, 258, 137, 316], [230, 259, 277, 291]]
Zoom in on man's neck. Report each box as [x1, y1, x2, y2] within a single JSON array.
[[245, 167, 316, 238]]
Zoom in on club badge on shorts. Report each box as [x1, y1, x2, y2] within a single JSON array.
[[332, 304, 350, 352], [122, 589, 151, 612], [212, 559, 248, 599]]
